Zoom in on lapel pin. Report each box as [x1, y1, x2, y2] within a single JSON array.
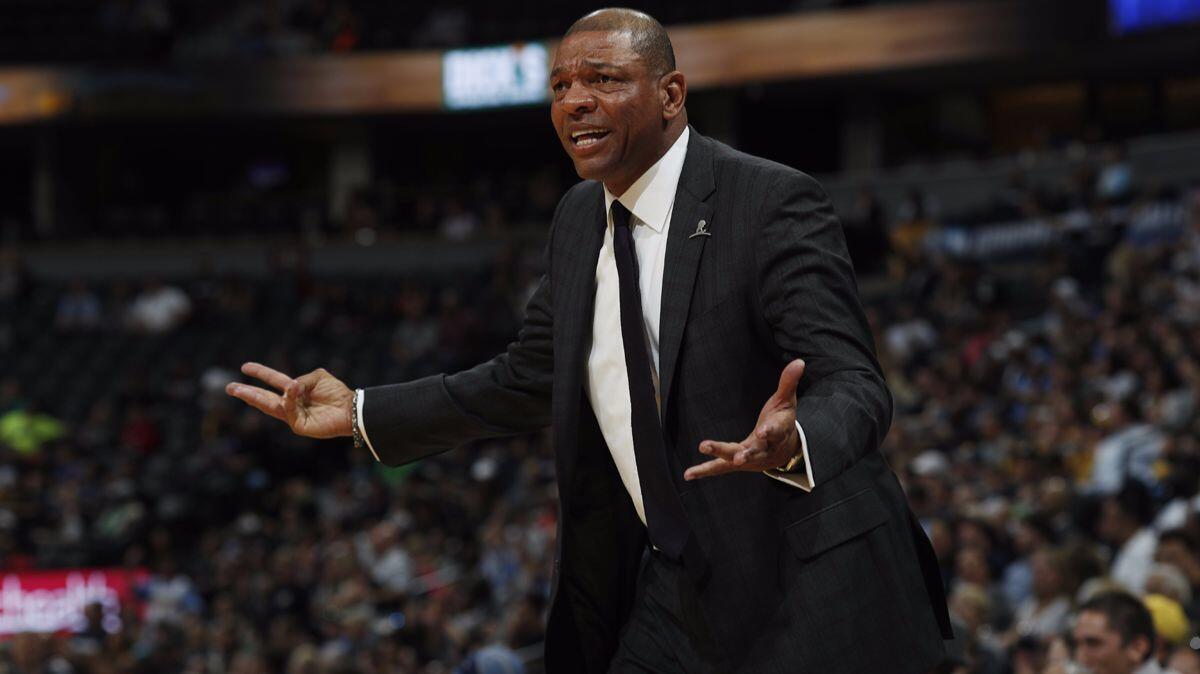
[[689, 219, 711, 239]]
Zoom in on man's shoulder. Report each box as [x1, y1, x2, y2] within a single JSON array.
[[556, 179, 603, 214], [700, 133, 828, 199]]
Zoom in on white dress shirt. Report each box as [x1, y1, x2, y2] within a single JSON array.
[[360, 126, 815, 522], [586, 127, 812, 529], [1111, 526, 1158, 595]]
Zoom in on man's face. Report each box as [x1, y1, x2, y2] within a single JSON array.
[[1072, 610, 1148, 674], [549, 30, 669, 195], [1030, 551, 1061, 598]]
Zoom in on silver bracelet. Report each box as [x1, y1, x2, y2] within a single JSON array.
[[350, 388, 364, 449]]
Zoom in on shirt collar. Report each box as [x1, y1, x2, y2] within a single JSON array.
[[1133, 661, 1164, 674], [603, 126, 690, 233]]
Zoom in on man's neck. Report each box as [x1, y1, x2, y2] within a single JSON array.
[[604, 121, 687, 197]]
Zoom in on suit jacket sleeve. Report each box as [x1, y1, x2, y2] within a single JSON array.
[[359, 207, 562, 467], [755, 171, 893, 487]]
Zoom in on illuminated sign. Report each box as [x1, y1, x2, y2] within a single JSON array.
[[1110, 0, 1200, 33], [443, 42, 549, 110], [0, 569, 147, 636]]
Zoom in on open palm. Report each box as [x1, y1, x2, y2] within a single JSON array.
[[684, 358, 805, 480]]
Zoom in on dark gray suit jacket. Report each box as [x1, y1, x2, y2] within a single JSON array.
[[363, 128, 952, 673]]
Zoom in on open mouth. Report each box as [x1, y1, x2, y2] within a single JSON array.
[[570, 128, 611, 148]]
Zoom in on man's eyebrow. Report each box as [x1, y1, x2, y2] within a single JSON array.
[[550, 60, 625, 78], [583, 60, 625, 72]]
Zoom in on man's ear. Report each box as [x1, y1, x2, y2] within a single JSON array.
[[1124, 635, 1152, 664], [660, 71, 687, 121]]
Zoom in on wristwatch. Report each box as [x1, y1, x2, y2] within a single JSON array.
[[776, 446, 805, 473]]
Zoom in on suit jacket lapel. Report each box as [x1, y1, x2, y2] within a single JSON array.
[[554, 183, 606, 507], [557, 184, 606, 382], [658, 129, 716, 425]]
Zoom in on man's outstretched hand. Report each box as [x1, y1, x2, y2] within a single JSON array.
[[225, 363, 355, 439], [684, 358, 805, 481]]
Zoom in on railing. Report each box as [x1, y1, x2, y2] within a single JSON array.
[[0, 1, 1041, 123], [925, 199, 1191, 260]]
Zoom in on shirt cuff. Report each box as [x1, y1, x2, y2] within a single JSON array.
[[762, 420, 814, 492], [356, 388, 381, 463]]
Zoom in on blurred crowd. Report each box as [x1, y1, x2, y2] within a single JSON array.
[[1, 250, 550, 672], [878, 175, 1200, 674], [2, 148, 1200, 673]]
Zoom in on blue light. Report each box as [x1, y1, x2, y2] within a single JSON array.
[[1110, 0, 1200, 34]]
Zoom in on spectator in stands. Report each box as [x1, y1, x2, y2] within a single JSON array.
[[1003, 514, 1057, 610], [947, 582, 1003, 674], [1010, 547, 1072, 642], [890, 188, 934, 268], [1143, 563, 1193, 609], [884, 301, 938, 364], [126, 281, 193, 333], [1071, 591, 1161, 674], [1142, 592, 1191, 666], [1099, 482, 1160, 595], [1089, 399, 1167, 496], [0, 398, 65, 456], [1097, 144, 1135, 205], [844, 187, 891, 275], [456, 640, 526, 674], [391, 287, 439, 370], [55, 281, 104, 331], [355, 519, 413, 595], [439, 200, 480, 242], [1155, 529, 1200, 614], [119, 405, 161, 454], [69, 601, 108, 658]]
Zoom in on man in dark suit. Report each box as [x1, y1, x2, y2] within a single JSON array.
[[227, 8, 951, 672]]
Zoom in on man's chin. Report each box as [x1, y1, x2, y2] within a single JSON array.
[[570, 157, 613, 184]]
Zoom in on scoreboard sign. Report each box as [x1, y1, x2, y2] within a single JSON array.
[[0, 568, 147, 636], [443, 42, 550, 110], [1110, 0, 1200, 33]]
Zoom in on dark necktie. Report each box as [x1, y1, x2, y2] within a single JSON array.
[[610, 200, 691, 559]]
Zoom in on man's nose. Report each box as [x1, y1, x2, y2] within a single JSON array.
[[561, 88, 596, 115]]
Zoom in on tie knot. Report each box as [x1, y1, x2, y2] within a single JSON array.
[[611, 201, 632, 230]]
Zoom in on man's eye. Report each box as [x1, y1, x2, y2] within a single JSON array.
[[598, 75, 614, 84]]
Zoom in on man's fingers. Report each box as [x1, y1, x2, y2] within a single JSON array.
[[225, 383, 287, 422], [689, 364, 803, 480], [241, 362, 296, 392], [773, 358, 806, 402], [754, 419, 789, 446], [684, 458, 739, 481], [295, 369, 327, 390], [699, 440, 749, 465], [735, 445, 770, 465]]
